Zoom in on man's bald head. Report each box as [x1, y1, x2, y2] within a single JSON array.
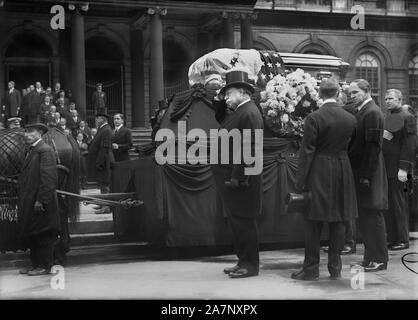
[[319, 77, 339, 99]]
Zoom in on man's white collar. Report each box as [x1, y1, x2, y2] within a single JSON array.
[[236, 98, 251, 110], [322, 98, 337, 105], [357, 97, 373, 111]]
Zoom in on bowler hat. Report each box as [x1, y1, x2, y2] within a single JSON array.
[[220, 70, 255, 95], [24, 122, 48, 134]]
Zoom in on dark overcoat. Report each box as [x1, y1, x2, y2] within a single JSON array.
[[111, 126, 133, 162], [87, 123, 115, 184], [92, 91, 107, 114], [383, 108, 417, 178], [347, 99, 388, 210], [212, 100, 264, 219], [18, 140, 60, 237], [296, 102, 358, 222], [4, 89, 21, 117]]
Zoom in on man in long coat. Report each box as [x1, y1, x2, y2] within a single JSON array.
[[212, 70, 264, 278], [111, 113, 133, 162], [87, 113, 114, 214], [4, 81, 22, 120], [348, 79, 389, 272], [382, 89, 416, 250], [18, 123, 60, 276], [92, 83, 107, 114], [292, 78, 358, 280]]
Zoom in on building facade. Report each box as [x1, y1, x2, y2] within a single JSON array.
[[0, 0, 417, 128]]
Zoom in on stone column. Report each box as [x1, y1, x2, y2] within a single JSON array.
[[240, 13, 257, 49], [131, 26, 145, 127], [148, 7, 167, 113], [221, 12, 235, 49], [71, 9, 87, 119]]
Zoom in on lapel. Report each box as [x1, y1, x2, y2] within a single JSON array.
[[356, 100, 373, 118]]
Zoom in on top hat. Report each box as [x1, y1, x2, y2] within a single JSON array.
[[220, 70, 255, 95], [24, 122, 48, 134], [95, 113, 110, 120]]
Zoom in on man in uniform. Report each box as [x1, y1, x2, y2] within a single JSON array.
[[348, 79, 389, 272], [87, 113, 114, 214], [18, 123, 60, 275], [292, 78, 358, 280], [213, 70, 264, 278], [382, 89, 416, 250], [92, 83, 107, 114]]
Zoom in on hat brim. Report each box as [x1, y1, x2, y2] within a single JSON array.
[[24, 123, 48, 134], [7, 117, 22, 122], [95, 113, 109, 120], [220, 82, 255, 95]]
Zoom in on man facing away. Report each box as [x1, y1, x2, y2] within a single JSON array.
[[348, 79, 389, 272], [382, 89, 416, 251], [292, 78, 358, 281]]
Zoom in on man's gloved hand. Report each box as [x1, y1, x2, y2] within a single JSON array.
[[34, 201, 45, 213], [398, 169, 408, 182], [359, 178, 370, 188]]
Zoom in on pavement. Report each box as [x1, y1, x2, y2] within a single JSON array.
[[0, 238, 417, 300]]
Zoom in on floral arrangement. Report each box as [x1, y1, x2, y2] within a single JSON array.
[[259, 68, 320, 138]]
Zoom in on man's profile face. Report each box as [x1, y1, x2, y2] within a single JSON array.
[[113, 115, 123, 127], [385, 91, 401, 110], [225, 87, 243, 108], [95, 116, 106, 127], [348, 83, 368, 106], [8, 82, 13, 89], [24, 128, 41, 145]]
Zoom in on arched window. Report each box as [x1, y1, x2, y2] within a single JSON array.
[[355, 53, 380, 104], [409, 54, 418, 109]]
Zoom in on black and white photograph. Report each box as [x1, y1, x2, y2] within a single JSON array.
[[0, 0, 417, 307]]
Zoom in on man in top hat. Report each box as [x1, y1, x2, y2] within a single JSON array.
[[382, 89, 416, 251], [292, 78, 358, 281], [212, 69, 264, 278], [18, 122, 60, 276], [7, 116, 22, 129], [92, 83, 107, 114], [87, 113, 114, 214]]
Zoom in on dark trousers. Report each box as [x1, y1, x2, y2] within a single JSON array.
[[303, 220, 345, 276], [99, 183, 110, 194], [358, 208, 388, 263], [384, 178, 409, 244], [53, 199, 70, 265], [345, 218, 356, 247], [227, 214, 259, 273], [28, 230, 58, 271]]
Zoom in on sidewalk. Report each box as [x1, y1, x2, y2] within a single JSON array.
[[0, 239, 417, 299]]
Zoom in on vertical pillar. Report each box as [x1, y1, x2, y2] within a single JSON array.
[[59, 28, 72, 91], [148, 7, 166, 113], [222, 12, 235, 48], [71, 10, 87, 119], [197, 28, 210, 57], [131, 26, 145, 127], [240, 13, 256, 49]]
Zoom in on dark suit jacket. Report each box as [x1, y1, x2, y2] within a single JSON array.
[[92, 91, 107, 113], [18, 140, 60, 237], [383, 108, 417, 178], [347, 99, 388, 210], [213, 100, 264, 219], [111, 126, 133, 161], [4, 89, 21, 117], [21, 91, 41, 117], [296, 102, 358, 222], [87, 123, 115, 184]]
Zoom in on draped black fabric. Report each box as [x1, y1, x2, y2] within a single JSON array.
[[111, 137, 307, 247]]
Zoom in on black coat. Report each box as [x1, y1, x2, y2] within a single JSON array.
[[92, 91, 107, 113], [87, 123, 115, 184], [4, 89, 21, 117], [18, 140, 60, 237], [383, 108, 417, 178], [111, 126, 133, 162], [348, 99, 388, 210], [212, 100, 264, 219], [296, 102, 358, 222]]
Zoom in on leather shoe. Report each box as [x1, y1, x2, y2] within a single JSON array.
[[389, 242, 409, 251], [341, 245, 356, 255], [350, 261, 369, 268], [363, 261, 387, 272], [291, 269, 319, 281], [228, 268, 258, 278], [19, 266, 35, 275], [223, 265, 240, 274], [27, 268, 50, 276]]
